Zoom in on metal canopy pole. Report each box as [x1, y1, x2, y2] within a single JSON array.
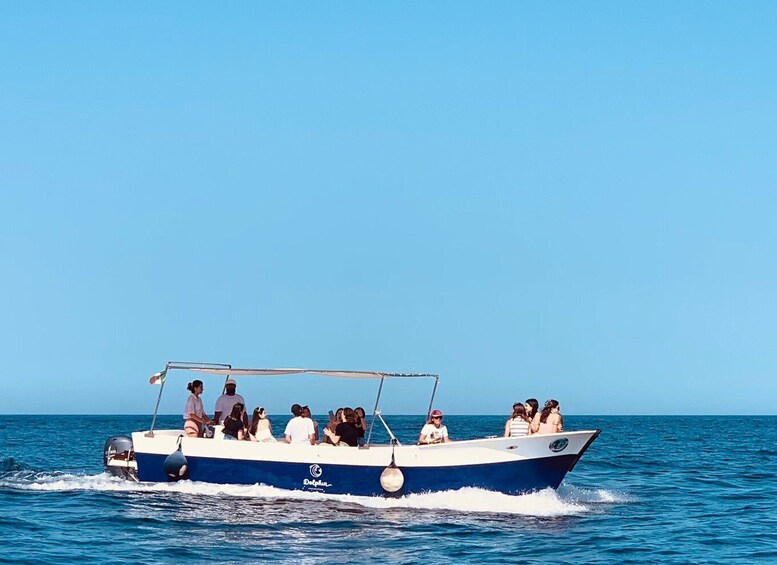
[[147, 364, 170, 437], [423, 376, 439, 428], [365, 376, 385, 447]]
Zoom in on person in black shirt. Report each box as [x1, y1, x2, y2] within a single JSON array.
[[354, 406, 368, 439], [222, 403, 246, 440], [323, 407, 360, 447]]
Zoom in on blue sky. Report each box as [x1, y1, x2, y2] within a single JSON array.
[[2, 3, 776, 415]]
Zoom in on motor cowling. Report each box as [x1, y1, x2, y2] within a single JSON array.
[[103, 436, 133, 467]]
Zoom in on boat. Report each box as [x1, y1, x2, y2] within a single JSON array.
[[104, 361, 600, 496]]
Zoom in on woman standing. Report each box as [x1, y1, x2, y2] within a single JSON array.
[[504, 402, 531, 437], [184, 380, 212, 437]]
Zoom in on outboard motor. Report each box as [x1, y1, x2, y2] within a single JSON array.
[[163, 436, 189, 481], [103, 436, 137, 480], [103, 436, 133, 467]]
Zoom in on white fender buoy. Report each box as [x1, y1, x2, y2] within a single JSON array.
[[380, 444, 404, 494], [380, 464, 404, 493]]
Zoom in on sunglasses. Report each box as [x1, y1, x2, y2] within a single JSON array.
[[431, 416, 442, 420]]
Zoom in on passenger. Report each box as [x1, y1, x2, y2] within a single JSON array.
[[183, 380, 212, 437], [418, 409, 451, 444], [222, 403, 246, 440], [354, 406, 368, 437], [322, 407, 360, 447], [504, 402, 531, 437], [214, 378, 246, 425], [353, 406, 368, 446], [536, 400, 563, 434], [529, 399, 543, 434], [284, 403, 316, 445], [524, 398, 539, 422], [322, 408, 343, 445], [248, 407, 276, 442], [301, 406, 320, 444]]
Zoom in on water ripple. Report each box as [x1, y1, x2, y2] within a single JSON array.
[[1, 415, 776, 562]]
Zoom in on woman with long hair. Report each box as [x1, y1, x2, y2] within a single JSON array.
[[354, 406, 368, 437], [222, 403, 246, 440], [301, 406, 319, 444], [323, 407, 343, 445], [504, 402, 531, 437], [323, 407, 360, 447], [536, 399, 563, 434], [184, 380, 212, 437], [418, 409, 451, 444], [248, 407, 276, 442], [524, 398, 539, 421]]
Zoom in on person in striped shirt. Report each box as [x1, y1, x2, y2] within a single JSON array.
[[504, 402, 531, 437]]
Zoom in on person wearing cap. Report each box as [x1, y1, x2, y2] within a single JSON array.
[[418, 409, 451, 445], [284, 403, 316, 444], [214, 378, 247, 426]]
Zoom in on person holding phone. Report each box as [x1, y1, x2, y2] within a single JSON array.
[[323, 407, 360, 447], [323, 408, 342, 445]]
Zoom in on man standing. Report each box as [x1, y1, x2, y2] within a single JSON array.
[[284, 403, 316, 444], [214, 378, 246, 425]]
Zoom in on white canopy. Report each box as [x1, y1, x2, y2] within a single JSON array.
[[164, 362, 437, 380]]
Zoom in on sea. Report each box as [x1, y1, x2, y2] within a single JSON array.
[[1, 415, 776, 564]]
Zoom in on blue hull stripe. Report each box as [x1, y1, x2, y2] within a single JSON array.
[[136, 453, 577, 496]]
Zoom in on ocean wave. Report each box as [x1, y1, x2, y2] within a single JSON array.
[[0, 469, 631, 518], [0, 456, 31, 475]]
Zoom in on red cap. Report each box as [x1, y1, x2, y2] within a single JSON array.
[[430, 409, 443, 417]]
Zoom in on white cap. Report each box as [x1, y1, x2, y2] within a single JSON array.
[[225, 378, 237, 385]]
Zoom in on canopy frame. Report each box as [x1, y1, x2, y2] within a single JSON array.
[[146, 361, 440, 444]]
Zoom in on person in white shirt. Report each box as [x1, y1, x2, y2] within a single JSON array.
[[284, 403, 316, 444], [418, 409, 451, 444], [214, 378, 246, 425]]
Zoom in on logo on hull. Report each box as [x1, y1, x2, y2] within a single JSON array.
[[309, 464, 323, 478], [548, 438, 569, 452]]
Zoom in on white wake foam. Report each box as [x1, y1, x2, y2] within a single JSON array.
[[2, 471, 629, 517], [557, 483, 636, 504]]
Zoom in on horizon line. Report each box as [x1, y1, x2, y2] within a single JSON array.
[[2, 413, 776, 417]]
